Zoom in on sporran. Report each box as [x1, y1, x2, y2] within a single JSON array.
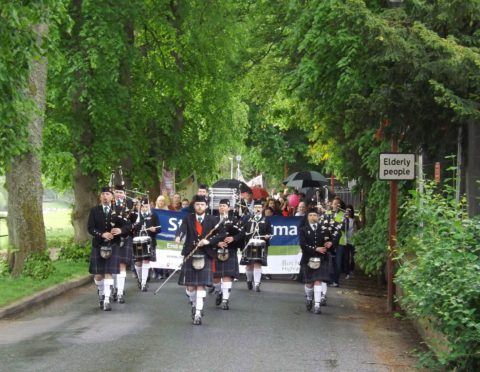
[[191, 254, 205, 270], [307, 257, 321, 270]]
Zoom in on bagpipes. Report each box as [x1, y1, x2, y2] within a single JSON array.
[[154, 220, 222, 295]]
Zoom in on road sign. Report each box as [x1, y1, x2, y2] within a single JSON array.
[[379, 153, 415, 181]]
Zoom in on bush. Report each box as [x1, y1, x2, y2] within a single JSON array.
[[23, 251, 56, 280], [0, 256, 9, 277], [54, 238, 90, 262], [396, 181, 480, 370], [353, 180, 408, 276]]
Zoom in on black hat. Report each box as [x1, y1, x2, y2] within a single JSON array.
[[193, 195, 207, 203], [141, 198, 149, 205], [253, 200, 263, 206], [101, 186, 112, 194], [114, 184, 125, 191], [307, 207, 319, 215], [219, 199, 230, 207]]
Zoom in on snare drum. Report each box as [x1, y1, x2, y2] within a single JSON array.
[[132, 236, 152, 259], [244, 238, 265, 260]]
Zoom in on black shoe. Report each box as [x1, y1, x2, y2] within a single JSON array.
[[112, 288, 118, 302], [221, 300, 229, 310], [141, 284, 148, 292], [193, 314, 202, 325], [247, 281, 253, 290], [306, 298, 313, 312], [118, 295, 125, 304], [314, 305, 322, 314], [98, 295, 105, 309], [255, 284, 261, 292], [103, 301, 112, 311], [215, 292, 223, 306]]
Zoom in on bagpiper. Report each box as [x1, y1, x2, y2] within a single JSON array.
[[111, 184, 134, 303], [299, 207, 335, 314], [87, 186, 131, 311]]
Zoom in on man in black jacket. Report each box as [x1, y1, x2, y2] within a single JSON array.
[[87, 186, 131, 311], [212, 199, 245, 310], [299, 208, 335, 314], [175, 195, 222, 325]]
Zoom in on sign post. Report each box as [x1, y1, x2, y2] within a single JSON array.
[[379, 145, 415, 312]]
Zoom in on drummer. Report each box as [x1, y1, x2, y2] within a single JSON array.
[[212, 199, 245, 310], [133, 198, 161, 292], [299, 208, 334, 314], [240, 200, 272, 292]]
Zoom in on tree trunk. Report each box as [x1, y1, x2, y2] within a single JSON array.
[[6, 23, 48, 276], [467, 122, 480, 217], [72, 168, 98, 244]]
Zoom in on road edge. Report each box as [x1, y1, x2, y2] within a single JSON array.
[[0, 275, 92, 319]]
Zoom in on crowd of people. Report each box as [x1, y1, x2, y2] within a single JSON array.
[[87, 181, 362, 325]]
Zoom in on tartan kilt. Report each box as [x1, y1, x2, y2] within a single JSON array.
[[149, 244, 157, 262], [213, 248, 239, 278], [118, 236, 133, 264], [301, 254, 334, 283], [89, 243, 121, 275], [178, 254, 213, 286]]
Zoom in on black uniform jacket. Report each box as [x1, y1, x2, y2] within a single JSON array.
[[214, 214, 245, 250], [299, 223, 333, 265], [87, 205, 131, 247], [179, 213, 223, 258], [241, 214, 273, 247]]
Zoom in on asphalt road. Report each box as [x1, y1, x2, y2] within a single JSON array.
[[0, 275, 397, 372]]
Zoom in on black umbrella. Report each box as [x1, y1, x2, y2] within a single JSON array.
[[303, 187, 327, 205], [212, 179, 252, 193], [283, 171, 328, 189]]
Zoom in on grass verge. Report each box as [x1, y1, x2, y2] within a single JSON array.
[[0, 260, 87, 308]]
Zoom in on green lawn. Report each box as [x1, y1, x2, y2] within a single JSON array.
[[0, 260, 87, 307], [0, 203, 87, 308], [0, 203, 73, 251]]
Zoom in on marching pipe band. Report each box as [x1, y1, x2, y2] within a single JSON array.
[[87, 178, 347, 325]]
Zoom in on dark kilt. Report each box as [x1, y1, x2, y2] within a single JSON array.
[[213, 248, 239, 278], [240, 246, 268, 266], [89, 243, 121, 275], [178, 254, 213, 286], [118, 236, 133, 265], [301, 253, 334, 283]]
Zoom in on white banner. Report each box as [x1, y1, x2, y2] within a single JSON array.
[[151, 247, 301, 274]]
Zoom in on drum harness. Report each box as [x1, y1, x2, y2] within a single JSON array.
[[241, 216, 273, 255]]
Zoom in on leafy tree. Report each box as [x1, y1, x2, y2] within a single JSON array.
[[0, 1, 65, 276]]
